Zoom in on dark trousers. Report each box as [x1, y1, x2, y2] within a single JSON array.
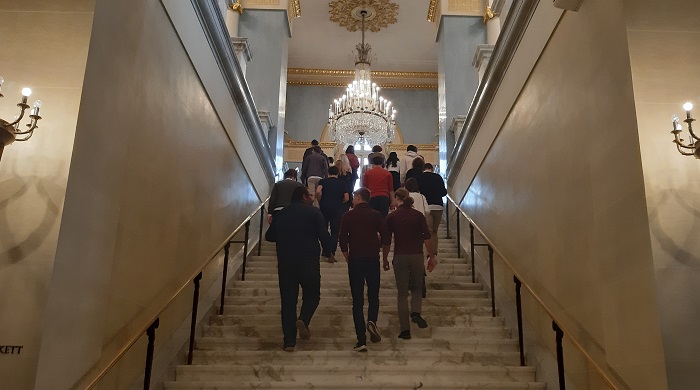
[[390, 171, 400, 191], [369, 196, 390, 217], [348, 258, 381, 343], [277, 257, 321, 346], [320, 207, 343, 257]]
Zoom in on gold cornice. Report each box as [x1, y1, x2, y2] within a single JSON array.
[[228, 0, 243, 14], [287, 80, 437, 90], [291, 0, 301, 18], [427, 0, 438, 22], [483, 6, 498, 23], [288, 68, 437, 79]]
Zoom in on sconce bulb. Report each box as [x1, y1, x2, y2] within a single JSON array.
[[683, 102, 693, 111], [0, 76, 4, 86], [34, 100, 43, 108], [22, 87, 32, 97]]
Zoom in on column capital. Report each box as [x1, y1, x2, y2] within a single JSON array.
[[231, 37, 253, 62], [449, 115, 467, 137], [472, 44, 494, 69]]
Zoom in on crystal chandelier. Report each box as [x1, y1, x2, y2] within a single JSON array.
[[328, 9, 396, 146]]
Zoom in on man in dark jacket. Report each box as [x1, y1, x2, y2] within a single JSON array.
[[339, 187, 391, 352], [301, 146, 329, 207], [416, 163, 447, 255], [265, 186, 331, 351], [267, 169, 303, 224]]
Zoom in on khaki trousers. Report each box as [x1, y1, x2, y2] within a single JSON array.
[[425, 209, 443, 254]]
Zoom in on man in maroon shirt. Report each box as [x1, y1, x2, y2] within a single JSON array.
[[362, 155, 394, 216], [339, 187, 391, 352], [385, 188, 436, 340]]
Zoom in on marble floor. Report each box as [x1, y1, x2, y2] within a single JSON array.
[[165, 226, 546, 389]]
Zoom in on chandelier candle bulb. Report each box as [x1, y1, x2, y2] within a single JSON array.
[[684, 102, 693, 119]]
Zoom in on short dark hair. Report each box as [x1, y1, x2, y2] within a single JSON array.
[[407, 145, 417, 152], [328, 166, 339, 176], [405, 178, 420, 192], [283, 169, 297, 179], [423, 163, 434, 171], [345, 145, 355, 154], [311, 140, 319, 146], [354, 187, 370, 202], [328, 157, 334, 164], [412, 157, 425, 170], [372, 155, 384, 166], [372, 145, 382, 153], [291, 186, 309, 203]]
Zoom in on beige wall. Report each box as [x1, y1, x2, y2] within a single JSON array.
[[0, 1, 94, 388], [458, 0, 667, 388], [624, 0, 700, 387], [31, 0, 266, 388]]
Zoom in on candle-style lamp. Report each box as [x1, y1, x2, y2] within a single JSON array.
[[670, 101, 700, 159], [0, 76, 44, 162]]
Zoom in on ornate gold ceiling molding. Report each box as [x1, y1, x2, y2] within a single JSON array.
[[288, 68, 437, 80], [329, 0, 399, 32], [427, 0, 438, 22], [287, 80, 437, 90], [290, 0, 301, 18]]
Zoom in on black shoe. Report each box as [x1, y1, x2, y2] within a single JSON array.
[[367, 321, 381, 343], [411, 313, 428, 329], [296, 319, 310, 340], [398, 330, 411, 339], [353, 342, 368, 352]]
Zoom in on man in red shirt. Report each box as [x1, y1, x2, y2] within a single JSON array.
[[339, 187, 391, 352], [362, 155, 394, 216]]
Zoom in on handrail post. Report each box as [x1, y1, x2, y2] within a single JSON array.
[[242, 220, 250, 281], [187, 272, 203, 365], [488, 245, 496, 317], [456, 211, 461, 258], [220, 242, 230, 315], [470, 224, 475, 283], [514, 276, 525, 366], [445, 201, 451, 239], [143, 318, 160, 390], [553, 321, 566, 390], [258, 206, 265, 256]]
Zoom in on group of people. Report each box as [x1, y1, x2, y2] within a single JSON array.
[[265, 141, 447, 353]]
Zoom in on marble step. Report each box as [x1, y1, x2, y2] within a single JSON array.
[[231, 280, 484, 291], [219, 305, 496, 318], [224, 295, 492, 308], [226, 287, 487, 298], [194, 336, 518, 353], [245, 266, 471, 277], [210, 313, 505, 328], [201, 324, 511, 340], [174, 364, 537, 383], [189, 349, 522, 366], [241, 272, 475, 283], [165, 380, 546, 389]]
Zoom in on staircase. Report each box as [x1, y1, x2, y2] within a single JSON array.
[[165, 225, 546, 389]]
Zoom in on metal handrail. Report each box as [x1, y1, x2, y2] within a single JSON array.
[[445, 194, 618, 390], [75, 196, 270, 389]]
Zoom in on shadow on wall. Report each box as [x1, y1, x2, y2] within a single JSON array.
[[0, 160, 66, 265]]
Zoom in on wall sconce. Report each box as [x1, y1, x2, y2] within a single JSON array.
[[0, 76, 43, 161], [671, 102, 699, 159]]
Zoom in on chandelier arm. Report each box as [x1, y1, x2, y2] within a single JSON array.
[[675, 142, 695, 156], [8, 103, 30, 127], [686, 121, 699, 141], [15, 132, 34, 142], [672, 133, 695, 150], [14, 119, 39, 135]]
